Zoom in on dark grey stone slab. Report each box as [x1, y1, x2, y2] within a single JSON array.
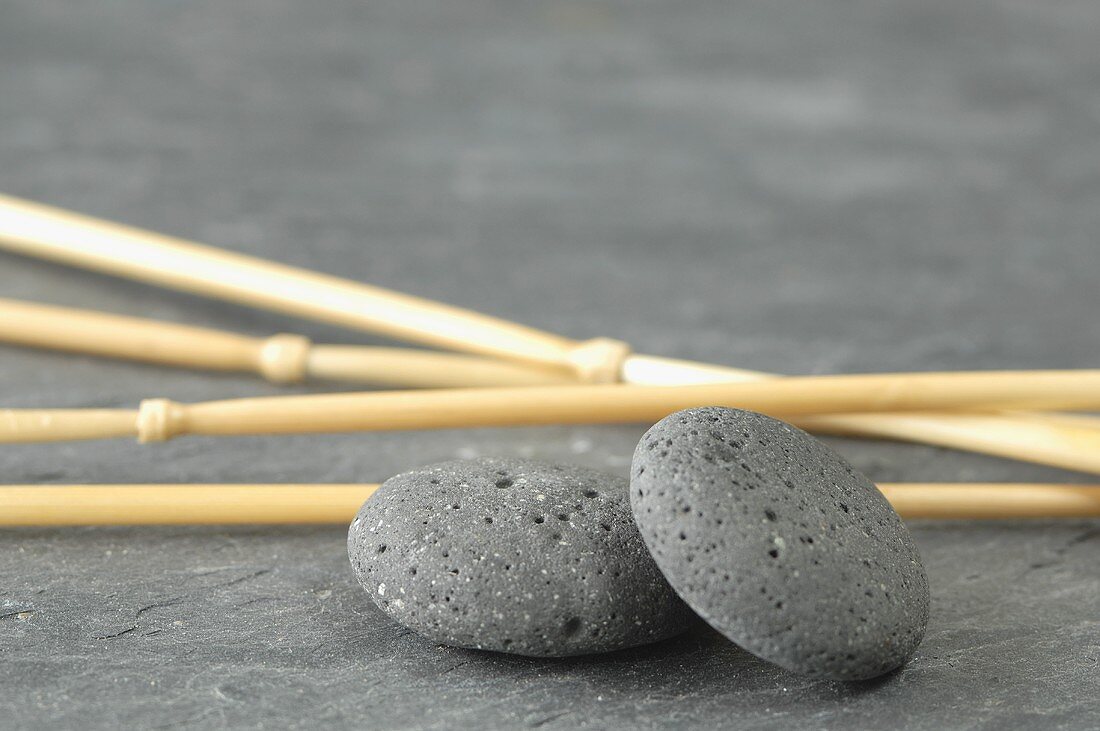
[[1, 0, 1099, 728]]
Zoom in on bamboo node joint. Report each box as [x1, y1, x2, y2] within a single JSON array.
[[567, 338, 632, 383], [136, 399, 185, 443], [258, 334, 312, 383]]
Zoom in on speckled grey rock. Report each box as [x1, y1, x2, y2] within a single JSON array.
[[348, 458, 697, 657], [631, 408, 930, 680]]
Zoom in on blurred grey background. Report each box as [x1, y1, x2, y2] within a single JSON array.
[[1, 1, 1098, 729]]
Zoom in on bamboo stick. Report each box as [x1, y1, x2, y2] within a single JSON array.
[[3, 370, 1100, 444], [0, 409, 138, 443], [0, 484, 378, 525], [2, 482, 1096, 525], [645, 361, 1100, 472], [620, 354, 768, 385], [0, 297, 574, 387], [0, 296, 286, 378], [797, 412, 1100, 474], [1000, 410, 1100, 430], [876, 483, 1100, 520], [0, 195, 576, 369], [302, 346, 574, 387]]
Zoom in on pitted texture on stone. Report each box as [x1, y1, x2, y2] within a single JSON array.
[[349, 458, 696, 657], [631, 408, 930, 680]]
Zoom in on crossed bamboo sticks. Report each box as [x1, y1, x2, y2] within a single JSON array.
[[4, 297, 1100, 471], [1, 193, 1099, 523]]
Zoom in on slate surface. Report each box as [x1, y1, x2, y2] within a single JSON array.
[[1, 0, 1098, 728]]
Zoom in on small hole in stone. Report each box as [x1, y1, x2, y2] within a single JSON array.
[[534, 516, 544, 524], [551, 533, 562, 541], [764, 509, 777, 522], [429, 479, 440, 485], [600, 523, 611, 532], [484, 516, 493, 524], [409, 567, 417, 576], [557, 513, 569, 521], [496, 479, 514, 489], [377, 544, 387, 553], [768, 549, 779, 559], [679, 532, 688, 541]]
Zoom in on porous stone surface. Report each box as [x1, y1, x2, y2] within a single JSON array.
[[348, 457, 697, 657], [631, 408, 930, 680]]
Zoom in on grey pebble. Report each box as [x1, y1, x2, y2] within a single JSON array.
[[631, 407, 930, 680], [348, 457, 697, 657]]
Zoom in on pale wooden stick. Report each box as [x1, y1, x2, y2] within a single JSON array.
[[4, 370, 1100, 444], [0, 409, 138, 443], [0, 297, 575, 387], [1000, 410, 1100, 429], [4, 194, 1100, 475], [303, 347, 574, 387], [0, 296, 287, 379], [621, 358, 1100, 473], [620, 354, 769, 384], [797, 412, 1100, 475], [0, 484, 379, 525], [876, 483, 1100, 520], [0, 195, 579, 370], [2, 482, 1096, 525]]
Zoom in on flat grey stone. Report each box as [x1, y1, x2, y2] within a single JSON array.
[[348, 458, 696, 657], [631, 408, 930, 680]]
